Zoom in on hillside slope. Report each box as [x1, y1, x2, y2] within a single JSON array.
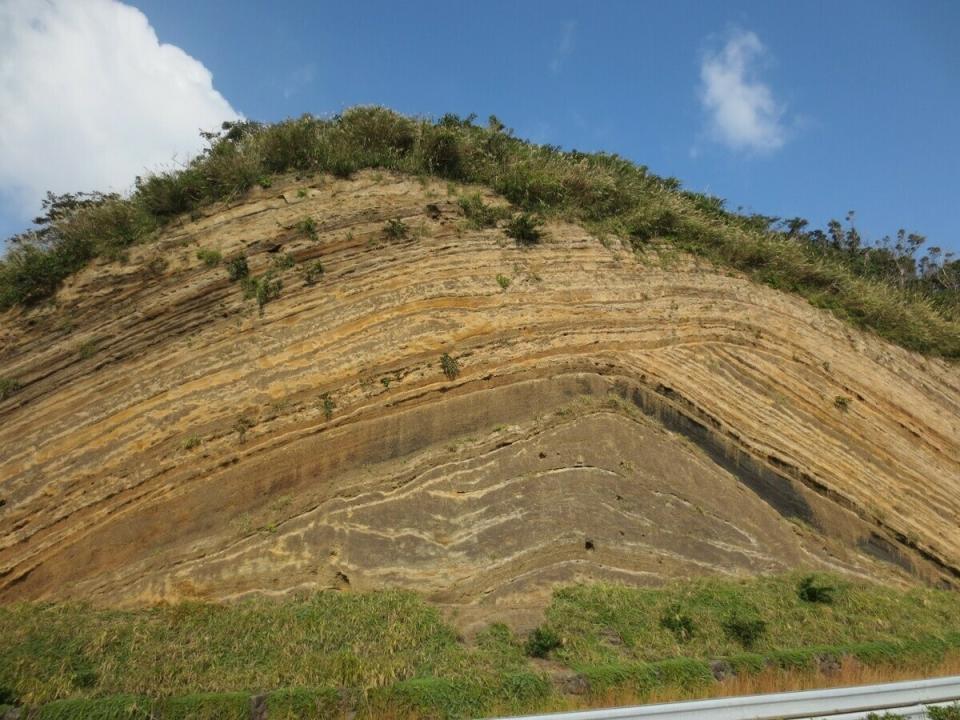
[[1, 172, 958, 618]]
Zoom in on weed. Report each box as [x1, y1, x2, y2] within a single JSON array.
[[798, 575, 836, 604], [303, 260, 324, 285], [723, 608, 767, 649], [496, 274, 511, 290], [296, 188, 308, 198], [232, 416, 255, 444], [660, 605, 695, 642], [297, 216, 318, 240], [196, 248, 222, 267], [242, 274, 283, 315], [78, 338, 99, 360], [440, 353, 460, 380], [458, 193, 508, 229], [834, 396, 851, 410], [226, 256, 249, 282], [271, 253, 296, 271], [320, 392, 335, 420], [525, 627, 562, 658], [383, 218, 409, 240], [505, 213, 543, 245], [257, 176, 273, 189], [0, 378, 22, 401], [183, 435, 202, 451]]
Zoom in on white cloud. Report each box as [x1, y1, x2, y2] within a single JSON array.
[[0, 0, 240, 223], [549, 21, 576, 74], [698, 30, 787, 153]]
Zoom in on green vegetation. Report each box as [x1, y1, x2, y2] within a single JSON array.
[[440, 352, 460, 380], [225, 255, 249, 282], [496, 273, 511, 290], [0, 377, 22, 400], [505, 212, 544, 245], [232, 416, 254, 443], [2, 575, 960, 718], [458, 192, 509, 228], [797, 573, 836, 604], [297, 216, 318, 240], [195, 248, 222, 267], [182, 435, 202, 451], [383, 218, 409, 240], [271, 253, 296, 271], [303, 260, 324, 285], [241, 274, 283, 315], [1, 107, 957, 358], [320, 392, 335, 420]]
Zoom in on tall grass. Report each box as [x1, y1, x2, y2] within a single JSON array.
[[3, 574, 960, 710], [1, 107, 957, 357]]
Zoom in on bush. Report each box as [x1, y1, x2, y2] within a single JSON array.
[[297, 216, 318, 240], [723, 608, 767, 648], [225, 256, 249, 282], [496, 274, 511, 290], [0, 378, 22, 401], [660, 604, 695, 642], [383, 219, 409, 240], [304, 260, 324, 286], [440, 353, 460, 380], [242, 274, 282, 315], [196, 248, 222, 267], [798, 574, 836, 604], [505, 213, 543, 245], [525, 627, 562, 658], [459, 193, 508, 228]]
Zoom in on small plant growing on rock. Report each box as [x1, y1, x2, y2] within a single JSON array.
[[196, 248, 222, 267], [297, 216, 318, 240], [834, 395, 851, 410], [78, 338, 99, 359], [226, 256, 249, 281], [0, 377, 22, 400], [505, 213, 543, 245], [458, 193, 508, 229], [242, 274, 283, 315], [496, 274, 511, 290], [257, 176, 272, 189], [304, 260, 324, 285], [271, 253, 296, 271], [233, 416, 255, 444], [440, 353, 460, 380], [383, 218, 409, 240], [183, 435, 202, 451], [525, 626, 562, 658], [320, 392, 335, 420]]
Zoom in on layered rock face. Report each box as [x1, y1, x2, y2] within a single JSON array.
[[1, 173, 958, 616]]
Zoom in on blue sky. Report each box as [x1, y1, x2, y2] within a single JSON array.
[[2, 0, 958, 254]]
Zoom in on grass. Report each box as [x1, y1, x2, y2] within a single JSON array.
[[195, 248, 222, 267], [0, 377, 22, 400], [3, 574, 960, 718], [0, 107, 955, 358]]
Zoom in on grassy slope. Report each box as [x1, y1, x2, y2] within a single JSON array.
[[4, 574, 960, 718], [0, 108, 957, 358]]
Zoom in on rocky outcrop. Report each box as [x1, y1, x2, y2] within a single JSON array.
[[1, 172, 958, 616]]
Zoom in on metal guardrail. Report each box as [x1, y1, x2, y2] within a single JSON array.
[[490, 675, 960, 720]]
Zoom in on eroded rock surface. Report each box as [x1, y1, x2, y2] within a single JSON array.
[[1, 172, 958, 617]]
